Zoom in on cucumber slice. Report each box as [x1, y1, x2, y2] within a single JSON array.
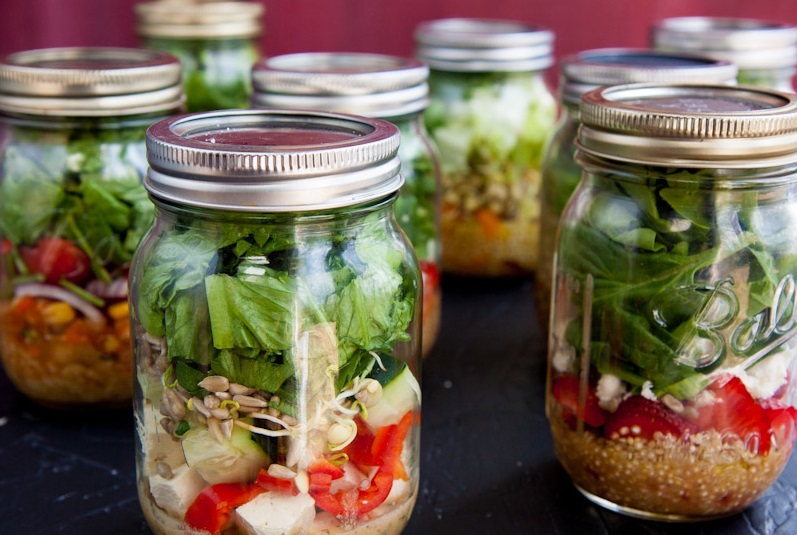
[[364, 360, 420, 432], [182, 423, 269, 485]]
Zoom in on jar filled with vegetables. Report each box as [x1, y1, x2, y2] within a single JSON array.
[[536, 49, 738, 333], [415, 18, 557, 277], [547, 83, 797, 520], [135, 0, 263, 112], [251, 52, 442, 357], [131, 109, 421, 535], [0, 47, 183, 409], [652, 16, 797, 92]]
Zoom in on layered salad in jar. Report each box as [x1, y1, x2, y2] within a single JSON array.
[[132, 208, 421, 535], [547, 167, 797, 519], [0, 124, 153, 407], [425, 71, 557, 277]]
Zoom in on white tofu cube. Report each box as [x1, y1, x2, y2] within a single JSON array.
[[234, 492, 316, 535], [148, 464, 206, 518]]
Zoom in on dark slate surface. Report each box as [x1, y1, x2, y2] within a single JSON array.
[[1, 276, 796, 534]]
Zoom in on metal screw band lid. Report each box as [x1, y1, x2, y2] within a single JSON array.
[[415, 18, 554, 72], [145, 109, 403, 211], [577, 83, 797, 168], [0, 47, 183, 116], [135, 0, 263, 39], [560, 48, 738, 105], [251, 52, 429, 118], [652, 17, 797, 70]]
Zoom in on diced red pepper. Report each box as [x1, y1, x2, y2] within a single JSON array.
[[309, 467, 394, 519], [184, 482, 264, 535], [255, 469, 299, 495], [343, 418, 379, 468], [371, 410, 414, 480]]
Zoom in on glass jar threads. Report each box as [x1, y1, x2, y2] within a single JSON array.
[[135, 0, 263, 112], [652, 17, 797, 91], [536, 48, 738, 332], [416, 18, 557, 277], [0, 47, 183, 409], [251, 52, 442, 357], [547, 83, 797, 520], [131, 109, 422, 535]]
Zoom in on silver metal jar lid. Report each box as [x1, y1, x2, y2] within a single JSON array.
[[135, 0, 263, 39], [0, 47, 183, 117], [251, 52, 429, 119], [652, 17, 797, 71], [415, 18, 554, 72], [577, 83, 797, 168], [560, 48, 738, 105], [145, 109, 403, 212]]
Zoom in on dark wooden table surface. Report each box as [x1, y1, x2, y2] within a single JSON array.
[[2, 276, 796, 534]]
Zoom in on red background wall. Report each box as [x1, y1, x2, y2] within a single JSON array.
[[2, 0, 797, 86]]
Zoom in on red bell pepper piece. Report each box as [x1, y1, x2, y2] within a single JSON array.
[[309, 467, 394, 519], [184, 482, 264, 535], [371, 410, 414, 480], [256, 469, 299, 495]]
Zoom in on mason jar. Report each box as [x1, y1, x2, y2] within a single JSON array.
[[652, 16, 797, 91], [131, 109, 422, 535], [535, 48, 738, 333], [0, 47, 183, 409], [416, 18, 557, 277], [547, 83, 797, 520], [135, 0, 263, 112], [251, 52, 442, 357]]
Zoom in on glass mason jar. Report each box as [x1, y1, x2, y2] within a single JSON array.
[[535, 49, 738, 333], [416, 18, 557, 277], [0, 47, 183, 409], [547, 83, 797, 520], [652, 17, 797, 92], [135, 0, 263, 112], [251, 52, 442, 358], [131, 109, 422, 535]]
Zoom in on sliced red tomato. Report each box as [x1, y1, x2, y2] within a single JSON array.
[[309, 467, 394, 519], [697, 375, 773, 455], [19, 237, 91, 285], [255, 469, 299, 495], [604, 395, 697, 441], [550, 374, 607, 428], [184, 482, 264, 535]]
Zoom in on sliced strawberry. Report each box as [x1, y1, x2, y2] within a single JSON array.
[[550, 374, 606, 428], [697, 375, 772, 455], [767, 405, 797, 452], [604, 395, 696, 441]]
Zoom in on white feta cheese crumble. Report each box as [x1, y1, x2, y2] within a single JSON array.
[[595, 374, 626, 412], [551, 344, 576, 374], [640, 381, 657, 401], [234, 491, 316, 535], [148, 464, 206, 518], [736, 350, 793, 400]]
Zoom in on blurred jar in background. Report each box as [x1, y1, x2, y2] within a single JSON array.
[[135, 0, 263, 112], [251, 52, 443, 357], [652, 16, 797, 92], [416, 18, 557, 277], [535, 48, 738, 334], [0, 47, 183, 409]]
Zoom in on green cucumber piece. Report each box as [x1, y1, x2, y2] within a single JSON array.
[[364, 358, 421, 431], [182, 423, 268, 485]]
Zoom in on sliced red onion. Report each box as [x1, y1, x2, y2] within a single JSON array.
[[14, 283, 106, 324], [85, 278, 128, 300]]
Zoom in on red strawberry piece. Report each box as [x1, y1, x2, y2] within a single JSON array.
[[697, 375, 772, 455], [604, 395, 696, 441], [551, 374, 606, 428]]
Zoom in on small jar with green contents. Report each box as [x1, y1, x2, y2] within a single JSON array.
[[135, 0, 263, 112], [0, 47, 183, 409], [251, 52, 442, 357], [652, 17, 797, 92], [131, 109, 421, 535], [416, 18, 557, 277], [548, 83, 797, 520], [536, 48, 737, 333]]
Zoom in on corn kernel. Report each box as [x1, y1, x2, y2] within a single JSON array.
[[42, 302, 76, 326], [108, 301, 129, 320]]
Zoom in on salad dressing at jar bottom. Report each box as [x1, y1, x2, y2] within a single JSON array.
[[547, 83, 797, 521]]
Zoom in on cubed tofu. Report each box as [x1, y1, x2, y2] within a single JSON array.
[[234, 492, 316, 535], [148, 464, 207, 518]]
